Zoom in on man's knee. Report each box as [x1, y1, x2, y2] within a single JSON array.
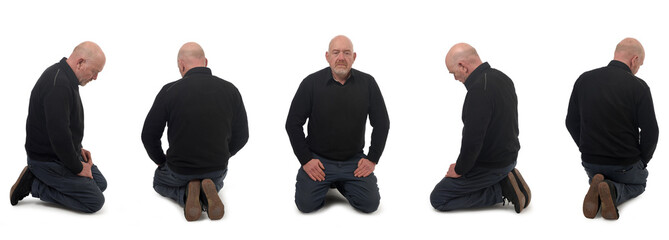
[[430, 187, 457, 211], [82, 193, 105, 213], [295, 196, 323, 213], [349, 193, 380, 213], [430, 191, 444, 210], [96, 178, 107, 192]]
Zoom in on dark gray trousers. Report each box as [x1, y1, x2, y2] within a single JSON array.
[[153, 164, 227, 206], [28, 157, 106, 213], [430, 161, 516, 211]]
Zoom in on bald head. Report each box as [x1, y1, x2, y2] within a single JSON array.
[[177, 42, 208, 77], [329, 35, 354, 52], [66, 41, 105, 86], [614, 38, 645, 75], [445, 43, 483, 83]]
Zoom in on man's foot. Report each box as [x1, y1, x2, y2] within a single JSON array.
[[201, 179, 224, 220], [511, 168, 531, 208], [598, 180, 619, 220], [500, 172, 526, 213], [583, 173, 604, 218], [10, 166, 35, 206], [184, 180, 202, 221]]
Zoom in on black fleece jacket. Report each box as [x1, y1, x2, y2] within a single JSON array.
[[454, 62, 520, 175], [142, 67, 249, 175], [566, 60, 658, 167], [25, 58, 85, 174], [286, 67, 390, 165]]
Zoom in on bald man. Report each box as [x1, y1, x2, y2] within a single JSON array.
[[286, 35, 390, 213], [142, 42, 248, 221], [566, 38, 658, 220], [10, 41, 107, 213], [430, 43, 530, 213]]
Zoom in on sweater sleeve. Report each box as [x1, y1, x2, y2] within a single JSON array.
[[44, 85, 83, 174], [229, 87, 249, 156], [565, 79, 582, 146], [637, 82, 659, 166], [285, 78, 314, 165], [141, 86, 169, 165], [366, 78, 390, 164], [454, 87, 493, 176]]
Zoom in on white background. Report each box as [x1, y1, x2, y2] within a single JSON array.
[[1, 0, 666, 238]]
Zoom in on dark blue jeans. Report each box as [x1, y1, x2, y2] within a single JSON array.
[[28, 157, 107, 213], [295, 154, 380, 213], [153, 164, 227, 206], [582, 160, 648, 205], [430, 161, 516, 211]]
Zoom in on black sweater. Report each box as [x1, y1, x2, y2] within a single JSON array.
[[566, 60, 658, 167], [286, 67, 390, 165], [141, 67, 249, 175], [25, 58, 84, 174], [455, 62, 520, 175]]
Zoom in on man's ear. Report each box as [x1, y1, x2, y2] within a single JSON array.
[[77, 58, 85, 69], [459, 62, 467, 74]]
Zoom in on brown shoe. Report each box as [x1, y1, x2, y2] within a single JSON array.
[[10, 166, 35, 206], [512, 168, 531, 208], [500, 172, 525, 213], [201, 179, 224, 220], [583, 174, 604, 218], [184, 180, 202, 221], [598, 181, 619, 220]]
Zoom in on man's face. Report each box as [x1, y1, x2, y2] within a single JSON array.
[[76, 58, 104, 86], [327, 38, 356, 77]]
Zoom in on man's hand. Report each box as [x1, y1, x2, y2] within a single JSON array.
[[445, 163, 461, 178], [81, 148, 92, 163], [354, 158, 375, 178], [78, 157, 94, 179], [303, 159, 325, 181]]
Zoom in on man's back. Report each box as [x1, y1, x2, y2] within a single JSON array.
[[142, 67, 248, 175], [25, 58, 84, 174], [567, 60, 658, 166]]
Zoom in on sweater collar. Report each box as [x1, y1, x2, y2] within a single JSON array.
[[184, 67, 212, 77], [464, 62, 491, 90], [327, 67, 356, 86], [58, 57, 80, 87], [608, 60, 632, 73]]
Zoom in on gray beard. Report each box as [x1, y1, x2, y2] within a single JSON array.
[[333, 68, 349, 76]]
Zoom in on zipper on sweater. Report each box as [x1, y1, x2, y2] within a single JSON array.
[[484, 73, 487, 91], [52, 69, 60, 86]]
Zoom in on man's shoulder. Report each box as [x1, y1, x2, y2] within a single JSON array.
[[38, 61, 65, 81], [304, 67, 331, 81], [162, 75, 239, 93], [481, 66, 511, 81], [579, 65, 645, 86], [211, 75, 237, 87], [351, 68, 374, 78], [581, 65, 609, 77], [161, 79, 182, 92]]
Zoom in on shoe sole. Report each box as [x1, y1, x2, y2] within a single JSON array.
[[506, 172, 526, 213], [185, 180, 202, 221], [202, 179, 224, 220], [512, 168, 531, 208], [598, 182, 619, 220], [583, 174, 604, 219], [10, 166, 30, 206]]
